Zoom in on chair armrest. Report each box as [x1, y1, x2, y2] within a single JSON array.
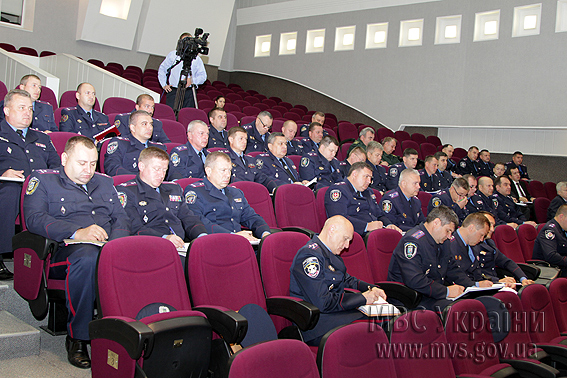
[[526, 260, 551, 267], [501, 358, 558, 378], [89, 317, 153, 360], [280, 227, 315, 238], [516, 263, 540, 281], [12, 231, 58, 260], [192, 305, 248, 345], [376, 282, 422, 310], [266, 296, 320, 331]]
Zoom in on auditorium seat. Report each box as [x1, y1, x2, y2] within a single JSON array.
[[262, 98, 277, 108], [287, 155, 302, 170], [419, 142, 437, 159], [39, 50, 56, 57], [207, 90, 223, 99], [283, 112, 301, 122], [161, 119, 187, 144], [177, 107, 208, 127], [229, 181, 278, 229], [227, 83, 242, 90], [16, 47, 38, 56], [272, 105, 288, 115], [534, 197, 551, 223], [223, 103, 240, 113], [274, 184, 321, 233], [517, 223, 538, 261], [293, 104, 307, 113], [315, 187, 329, 228], [324, 118, 337, 128], [426, 135, 442, 146], [220, 88, 233, 96], [529, 180, 547, 198], [0, 80, 7, 100], [254, 94, 267, 101], [87, 59, 105, 68], [337, 122, 358, 142], [240, 115, 256, 125], [102, 97, 135, 114], [242, 106, 261, 116], [196, 93, 210, 102], [376, 127, 395, 142], [152, 102, 176, 121], [417, 191, 431, 216], [112, 174, 135, 186], [401, 140, 422, 159], [255, 103, 270, 112], [302, 114, 312, 123], [225, 93, 243, 102], [410, 132, 426, 144], [197, 99, 215, 110], [174, 177, 201, 190], [234, 99, 251, 109], [50, 131, 80, 157], [243, 96, 260, 105], [0, 43, 16, 52], [105, 62, 124, 76], [324, 127, 337, 140], [288, 107, 305, 117], [124, 65, 143, 76], [246, 89, 259, 96], [452, 147, 467, 160], [226, 113, 239, 130], [59, 90, 101, 111], [394, 130, 410, 142], [269, 119, 283, 133], [337, 142, 351, 161], [212, 80, 226, 88], [39, 86, 58, 108], [165, 142, 181, 154], [547, 278, 567, 334], [122, 73, 142, 85], [545, 182, 558, 201], [364, 228, 402, 282]]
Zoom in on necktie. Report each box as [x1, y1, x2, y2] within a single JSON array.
[[15, 129, 24, 140], [198, 151, 205, 165], [280, 158, 297, 181], [516, 182, 526, 197], [87, 112, 93, 121], [240, 155, 246, 167]]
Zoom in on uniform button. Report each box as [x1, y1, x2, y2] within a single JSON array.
[[166, 207, 169, 211], [165, 219, 169, 223], [91, 210, 95, 215], [30, 159, 34, 162], [231, 218, 233, 221], [333, 278, 336, 280], [438, 265, 441, 268], [89, 197, 92, 200], [61, 198, 64, 201], [26, 150, 29, 153]]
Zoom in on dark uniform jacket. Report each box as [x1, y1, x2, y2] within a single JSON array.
[[207, 126, 228, 149], [104, 136, 166, 176], [301, 139, 319, 155], [385, 162, 409, 191], [114, 112, 171, 143], [299, 151, 342, 190], [226, 147, 277, 192], [477, 160, 495, 178], [380, 187, 425, 231], [168, 142, 208, 180], [368, 161, 387, 192], [548, 196, 567, 221], [437, 169, 453, 190], [455, 156, 479, 176], [338, 160, 352, 178], [59, 106, 109, 140], [298, 123, 310, 138], [506, 161, 529, 180], [285, 139, 304, 156], [184, 177, 270, 238], [419, 169, 443, 192], [382, 152, 400, 166], [466, 194, 485, 214], [533, 219, 567, 269], [346, 139, 366, 157], [492, 192, 526, 224], [256, 151, 299, 186], [325, 181, 391, 235], [116, 175, 206, 240], [428, 190, 468, 225], [388, 224, 474, 300], [472, 239, 527, 282], [449, 231, 482, 282], [0, 100, 57, 132], [24, 169, 130, 242], [446, 158, 457, 173], [471, 192, 507, 225], [242, 122, 269, 153]]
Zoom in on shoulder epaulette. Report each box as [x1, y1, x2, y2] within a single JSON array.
[[258, 152, 269, 157], [176, 145, 188, 151], [189, 181, 205, 188], [117, 181, 137, 187], [36, 169, 59, 174], [411, 230, 425, 239]]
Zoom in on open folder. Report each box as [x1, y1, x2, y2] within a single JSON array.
[[358, 297, 401, 317]]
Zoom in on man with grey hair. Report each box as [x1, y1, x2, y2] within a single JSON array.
[[243, 110, 272, 153], [366, 141, 387, 193], [346, 126, 375, 156], [281, 120, 304, 155], [168, 119, 209, 180], [548, 182, 567, 221], [428, 177, 470, 225], [257, 132, 308, 186], [380, 168, 425, 231]]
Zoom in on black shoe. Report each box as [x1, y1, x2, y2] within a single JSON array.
[[65, 336, 91, 369], [0, 261, 13, 281]]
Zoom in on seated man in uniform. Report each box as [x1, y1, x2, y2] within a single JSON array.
[[505, 151, 530, 180], [184, 151, 271, 241], [301, 122, 324, 154], [325, 162, 401, 236], [299, 135, 342, 190], [290, 215, 387, 345], [493, 175, 537, 229], [387, 206, 474, 311], [473, 212, 534, 285], [385, 148, 418, 190], [442, 144, 458, 174], [116, 147, 207, 248], [59, 82, 110, 140], [381, 136, 400, 166], [104, 110, 166, 176], [548, 181, 567, 221], [419, 155, 442, 192], [533, 204, 567, 276], [207, 107, 228, 149], [435, 151, 453, 190], [477, 149, 494, 177], [338, 146, 366, 177], [282, 120, 304, 156], [226, 126, 276, 193], [0, 89, 60, 280], [428, 178, 470, 225], [114, 94, 171, 143], [346, 127, 374, 156], [298, 111, 325, 137], [464, 174, 481, 214], [168, 120, 209, 180], [366, 141, 387, 193], [24, 136, 130, 368], [380, 168, 425, 231], [243, 111, 272, 153], [455, 146, 480, 177], [256, 132, 307, 186], [0, 74, 56, 132]]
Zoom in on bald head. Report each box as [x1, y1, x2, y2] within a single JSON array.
[[477, 176, 494, 197], [319, 216, 354, 255]]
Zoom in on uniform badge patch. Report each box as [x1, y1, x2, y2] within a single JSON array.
[[139, 201, 147, 206], [545, 230, 555, 240], [7, 147, 11, 154], [382, 200, 392, 213], [171, 152, 180, 167], [107, 141, 118, 155], [404, 242, 418, 259], [169, 195, 182, 202], [308, 242, 319, 250], [301, 157, 310, 167], [185, 190, 197, 205], [25, 177, 40, 195], [61, 114, 68, 123], [256, 159, 263, 169], [118, 192, 127, 207], [61, 206, 66, 214], [302, 257, 320, 278], [492, 198, 499, 208], [390, 167, 398, 177], [114, 120, 120, 127], [432, 197, 442, 208], [460, 161, 467, 168], [330, 189, 341, 202], [234, 197, 242, 203]]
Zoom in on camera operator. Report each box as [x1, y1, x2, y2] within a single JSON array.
[[158, 32, 207, 110]]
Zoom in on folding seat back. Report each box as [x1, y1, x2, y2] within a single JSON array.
[[337, 142, 351, 161], [337, 122, 358, 142], [196, 93, 211, 102], [165, 142, 181, 154], [106, 62, 124, 75], [274, 184, 321, 233], [547, 278, 567, 334], [318, 322, 396, 378], [426, 135, 442, 147], [198, 99, 215, 110], [419, 142, 437, 159], [339, 232, 374, 283], [410, 132, 426, 144], [324, 112, 337, 123], [417, 191, 431, 216], [226, 113, 239, 130], [302, 114, 313, 123], [153, 103, 176, 121], [270, 119, 284, 133], [452, 147, 467, 160], [394, 130, 410, 142], [529, 180, 546, 198], [315, 187, 329, 228], [324, 127, 337, 139], [175, 178, 202, 191], [59, 90, 78, 109], [91, 236, 211, 378], [225, 93, 242, 102], [102, 97, 135, 115], [372, 189, 382, 203], [264, 107, 280, 117], [517, 223, 538, 261], [177, 107, 208, 127], [98, 139, 111, 173], [244, 95, 259, 104], [219, 88, 233, 96], [40, 50, 56, 57], [161, 119, 187, 144], [376, 127, 395, 142], [223, 103, 240, 113], [519, 284, 562, 344], [324, 118, 337, 128], [492, 224, 526, 263], [545, 182, 557, 201], [262, 99, 277, 108], [229, 181, 278, 229], [49, 131, 80, 157], [0, 43, 16, 52], [283, 112, 301, 122], [112, 174, 135, 186], [234, 99, 251, 109], [39, 86, 58, 108], [364, 228, 402, 281], [17, 47, 38, 56], [228, 339, 319, 378], [534, 197, 551, 223], [280, 102, 294, 111], [88, 59, 105, 68], [253, 94, 266, 101], [272, 105, 288, 115], [106, 113, 119, 125], [287, 155, 302, 170], [0, 80, 7, 101], [242, 106, 261, 116], [401, 140, 422, 159]]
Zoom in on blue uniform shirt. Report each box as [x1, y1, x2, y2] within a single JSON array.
[[114, 112, 171, 143], [168, 142, 208, 180], [104, 136, 166, 176], [380, 187, 425, 231], [299, 151, 342, 190], [226, 147, 277, 193], [207, 126, 228, 149], [59, 106, 110, 140], [256, 151, 299, 186]]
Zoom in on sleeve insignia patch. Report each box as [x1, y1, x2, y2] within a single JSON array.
[[545, 230, 555, 240], [382, 199, 392, 213], [492, 198, 499, 208], [118, 192, 127, 207], [35, 142, 46, 149], [301, 157, 310, 167], [171, 152, 180, 167], [390, 191, 399, 198], [256, 159, 264, 169], [302, 257, 320, 278], [25, 177, 40, 195], [330, 189, 341, 202], [308, 242, 319, 249], [61, 114, 69, 123], [185, 190, 197, 205], [107, 141, 118, 155], [389, 167, 398, 177], [404, 242, 418, 259], [234, 197, 243, 203], [114, 120, 120, 127], [460, 161, 467, 168], [432, 197, 442, 207]]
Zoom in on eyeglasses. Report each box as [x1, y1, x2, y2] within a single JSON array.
[[258, 117, 271, 130]]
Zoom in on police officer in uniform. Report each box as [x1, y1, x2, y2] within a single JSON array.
[[435, 151, 453, 190], [419, 155, 442, 192], [505, 151, 530, 180], [0, 89, 60, 280], [299, 135, 342, 190], [282, 120, 304, 156], [290, 215, 386, 345], [184, 151, 270, 240], [548, 182, 567, 221], [380, 168, 425, 231], [226, 126, 276, 192], [533, 204, 567, 276], [113, 94, 171, 143], [0, 74, 57, 132], [325, 162, 401, 236], [387, 206, 474, 310], [338, 146, 366, 178], [385, 148, 419, 191], [59, 83, 110, 140], [477, 149, 494, 178], [493, 176, 537, 228], [116, 147, 207, 246], [24, 136, 129, 368], [455, 146, 480, 176], [366, 141, 388, 193], [242, 111, 272, 154], [301, 122, 324, 155], [168, 120, 209, 180], [298, 111, 325, 138], [207, 107, 228, 149], [428, 178, 470, 225], [104, 110, 166, 176], [256, 133, 306, 187]]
